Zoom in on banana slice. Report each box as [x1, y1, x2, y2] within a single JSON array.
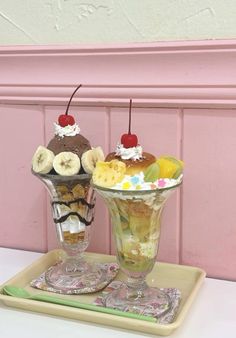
[[32, 145, 55, 174], [95, 146, 105, 160], [81, 146, 105, 174], [92, 160, 126, 187], [53, 152, 81, 176]]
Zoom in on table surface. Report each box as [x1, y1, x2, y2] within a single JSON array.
[[0, 248, 235, 338]]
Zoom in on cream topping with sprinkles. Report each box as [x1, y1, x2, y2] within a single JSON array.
[[112, 172, 183, 191]]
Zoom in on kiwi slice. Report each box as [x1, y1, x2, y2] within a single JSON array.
[[144, 162, 160, 182]]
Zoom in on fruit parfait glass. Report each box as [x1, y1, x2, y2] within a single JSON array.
[[93, 173, 182, 313], [31, 85, 108, 293], [92, 99, 183, 313]]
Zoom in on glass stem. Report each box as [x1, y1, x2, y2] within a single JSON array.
[[126, 277, 148, 299], [63, 252, 87, 274]]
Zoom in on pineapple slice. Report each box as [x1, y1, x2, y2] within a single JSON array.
[[92, 160, 126, 188]]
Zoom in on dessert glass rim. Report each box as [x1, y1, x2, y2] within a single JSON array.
[[31, 169, 91, 181], [91, 178, 182, 195]]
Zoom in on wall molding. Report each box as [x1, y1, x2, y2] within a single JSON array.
[[1, 40, 236, 108]]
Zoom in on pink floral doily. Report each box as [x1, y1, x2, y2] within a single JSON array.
[[30, 262, 119, 295], [93, 281, 181, 324]]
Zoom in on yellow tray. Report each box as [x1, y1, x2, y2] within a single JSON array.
[[0, 249, 205, 336]]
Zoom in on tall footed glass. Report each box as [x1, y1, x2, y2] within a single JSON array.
[[93, 182, 181, 314], [33, 171, 107, 293]]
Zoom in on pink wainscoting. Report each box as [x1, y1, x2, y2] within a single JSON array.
[[0, 105, 47, 252], [1, 41, 236, 281], [182, 109, 236, 279]]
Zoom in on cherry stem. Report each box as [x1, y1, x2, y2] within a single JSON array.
[[128, 99, 132, 134], [65, 84, 82, 115]]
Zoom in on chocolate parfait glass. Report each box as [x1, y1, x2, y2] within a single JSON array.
[[33, 171, 106, 292], [32, 152, 107, 295], [31, 85, 109, 293]]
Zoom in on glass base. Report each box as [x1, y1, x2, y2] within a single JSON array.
[[105, 282, 171, 316], [45, 257, 107, 293]]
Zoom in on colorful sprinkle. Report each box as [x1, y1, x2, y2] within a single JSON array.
[[131, 176, 140, 185], [110, 171, 181, 191], [157, 179, 166, 188], [122, 182, 132, 190], [150, 183, 157, 190]]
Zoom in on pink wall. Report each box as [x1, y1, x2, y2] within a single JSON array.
[[0, 41, 236, 281]]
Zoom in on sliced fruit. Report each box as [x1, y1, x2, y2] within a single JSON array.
[[129, 215, 151, 241], [53, 152, 81, 176], [81, 146, 105, 174], [156, 158, 178, 179], [32, 145, 55, 174], [116, 199, 129, 230], [163, 156, 184, 169], [94, 146, 105, 161], [108, 159, 126, 175], [172, 166, 183, 179], [92, 160, 126, 188], [163, 156, 184, 179], [93, 168, 119, 187], [144, 162, 160, 182], [157, 156, 184, 179]]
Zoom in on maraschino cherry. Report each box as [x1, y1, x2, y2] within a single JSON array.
[[121, 99, 138, 148], [58, 84, 82, 127], [58, 114, 75, 127]]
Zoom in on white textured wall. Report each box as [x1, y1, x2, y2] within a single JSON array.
[[0, 0, 236, 45]]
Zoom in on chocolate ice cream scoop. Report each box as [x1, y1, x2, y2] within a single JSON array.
[[47, 134, 91, 158], [32, 84, 104, 176]]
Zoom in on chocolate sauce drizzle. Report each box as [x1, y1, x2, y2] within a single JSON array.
[[52, 198, 95, 209], [54, 212, 94, 226], [52, 198, 95, 226]]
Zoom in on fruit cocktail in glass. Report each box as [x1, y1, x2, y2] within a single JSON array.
[[92, 100, 183, 313]]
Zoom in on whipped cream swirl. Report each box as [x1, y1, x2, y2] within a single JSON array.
[[54, 123, 80, 138], [115, 143, 143, 160]]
